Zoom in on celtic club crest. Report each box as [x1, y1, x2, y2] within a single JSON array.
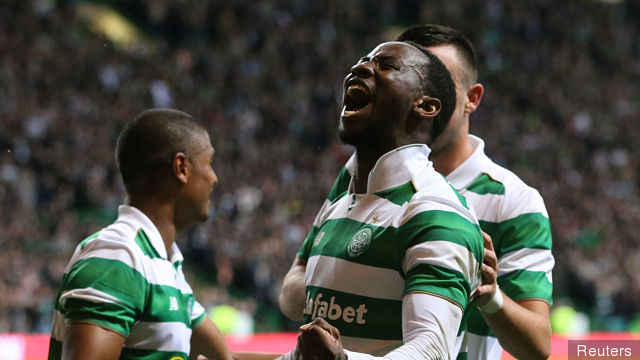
[[346, 227, 373, 257]]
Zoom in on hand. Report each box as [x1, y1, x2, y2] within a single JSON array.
[[473, 231, 498, 306], [295, 318, 347, 360]]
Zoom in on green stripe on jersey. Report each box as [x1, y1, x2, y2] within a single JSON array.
[[79, 231, 102, 250], [59, 257, 196, 331], [327, 167, 351, 203], [304, 286, 402, 340], [479, 212, 551, 258], [498, 269, 553, 304], [135, 229, 162, 259], [62, 298, 137, 336], [466, 305, 494, 337], [306, 211, 482, 271], [59, 257, 147, 312], [297, 225, 320, 260], [401, 211, 484, 264], [308, 218, 403, 271], [374, 181, 416, 206], [466, 173, 505, 195], [48, 338, 62, 360], [404, 264, 471, 309], [442, 174, 470, 210]]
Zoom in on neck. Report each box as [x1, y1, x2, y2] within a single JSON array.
[[129, 197, 177, 254], [430, 134, 474, 176], [353, 143, 395, 193]]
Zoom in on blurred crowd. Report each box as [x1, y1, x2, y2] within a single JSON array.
[[1, 0, 639, 333]]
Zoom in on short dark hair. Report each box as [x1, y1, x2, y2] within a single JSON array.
[[116, 108, 204, 195], [404, 41, 457, 141], [397, 24, 477, 86]]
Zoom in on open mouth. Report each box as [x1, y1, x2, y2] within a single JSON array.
[[343, 82, 372, 116]]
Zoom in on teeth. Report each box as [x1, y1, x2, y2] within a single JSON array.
[[342, 106, 361, 116], [347, 84, 369, 96]]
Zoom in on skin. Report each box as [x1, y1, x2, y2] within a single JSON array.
[[61, 128, 233, 360], [282, 42, 445, 359], [338, 41, 440, 193], [280, 42, 551, 360], [426, 44, 550, 360]]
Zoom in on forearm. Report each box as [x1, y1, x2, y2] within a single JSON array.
[[344, 332, 444, 360], [343, 293, 458, 360], [482, 294, 551, 360]]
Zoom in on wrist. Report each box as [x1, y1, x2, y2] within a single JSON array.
[[478, 286, 504, 314]]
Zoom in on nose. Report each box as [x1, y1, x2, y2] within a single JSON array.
[[211, 169, 219, 189], [350, 61, 374, 78]]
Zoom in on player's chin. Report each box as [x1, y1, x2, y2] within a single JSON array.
[[198, 206, 210, 222]]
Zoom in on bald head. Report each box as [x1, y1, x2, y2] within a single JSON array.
[[116, 108, 206, 196]]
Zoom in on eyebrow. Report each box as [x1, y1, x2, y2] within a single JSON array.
[[359, 55, 399, 63]]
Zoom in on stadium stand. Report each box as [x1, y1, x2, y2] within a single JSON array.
[[1, 0, 639, 338]]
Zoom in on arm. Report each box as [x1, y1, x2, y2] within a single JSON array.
[[475, 231, 551, 360], [482, 297, 550, 360], [191, 317, 283, 360], [62, 322, 124, 360], [292, 293, 463, 360], [278, 256, 307, 321], [189, 317, 233, 360]]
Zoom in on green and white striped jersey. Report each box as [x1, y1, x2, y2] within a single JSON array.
[[297, 144, 484, 356], [447, 135, 554, 360], [48, 205, 206, 360]]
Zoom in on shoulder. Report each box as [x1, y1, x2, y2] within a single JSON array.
[[399, 171, 483, 260], [471, 160, 548, 221], [68, 220, 151, 276], [410, 169, 478, 225]]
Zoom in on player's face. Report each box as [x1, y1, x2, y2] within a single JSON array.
[[425, 44, 469, 153], [180, 131, 218, 224], [339, 42, 426, 147]]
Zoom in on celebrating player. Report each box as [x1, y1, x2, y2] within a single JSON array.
[[279, 40, 484, 359]]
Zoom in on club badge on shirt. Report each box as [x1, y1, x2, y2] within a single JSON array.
[[347, 227, 373, 257]]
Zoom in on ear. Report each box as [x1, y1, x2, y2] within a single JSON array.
[[413, 96, 441, 119], [464, 83, 484, 114], [172, 152, 189, 185]]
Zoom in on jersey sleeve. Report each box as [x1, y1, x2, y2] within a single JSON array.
[[190, 299, 207, 328], [343, 293, 463, 360], [57, 241, 147, 337], [486, 189, 554, 304], [399, 209, 483, 311]]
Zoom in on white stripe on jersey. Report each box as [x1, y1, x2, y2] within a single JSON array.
[[403, 241, 480, 289], [461, 191, 549, 222], [498, 248, 554, 283], [125, 321, 192, 352], [60, 287, 121, 306], [306, 255, 405, 301]]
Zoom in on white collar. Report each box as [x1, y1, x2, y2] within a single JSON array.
[[118, 205, 182, 262], [344, 144, 433, 194], [446, 134, 491, 190]]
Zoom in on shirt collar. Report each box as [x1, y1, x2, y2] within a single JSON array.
[[118, 205, 182, 261], [446, 134, 491, 190], [345, 144, 433, 194]]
